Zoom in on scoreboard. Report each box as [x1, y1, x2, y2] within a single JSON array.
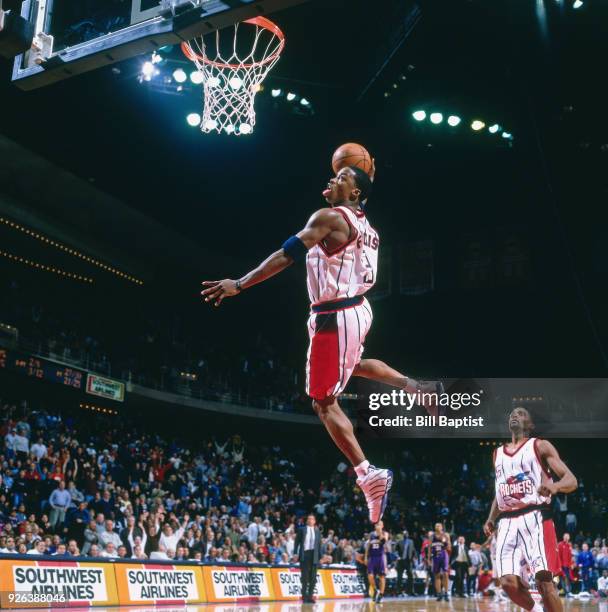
[[0, 348, 84, 390]]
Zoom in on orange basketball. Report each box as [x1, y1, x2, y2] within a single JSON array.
[[331, 142, 373, 176]]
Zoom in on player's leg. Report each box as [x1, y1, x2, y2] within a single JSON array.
[[500, 575, 537, 609], [378, 574, 386, 601], [312, 396, 365, 466], [442, 567, 449, 599], [352, 359, 444, 411], [367, 573, 375, 599], [536, 571, 563, 612], [434, 570, 442, 601], [308, 305, 392, 523]]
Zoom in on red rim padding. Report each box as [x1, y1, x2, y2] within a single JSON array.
[[181, 16, 285, 70]]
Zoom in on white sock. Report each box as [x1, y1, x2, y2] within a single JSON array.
[[355, 460, 370, 478]]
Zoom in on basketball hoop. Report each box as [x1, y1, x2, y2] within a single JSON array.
[[181, 16, 285, 136]]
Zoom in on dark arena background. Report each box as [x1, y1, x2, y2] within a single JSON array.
[[0, 0, 607, 611]]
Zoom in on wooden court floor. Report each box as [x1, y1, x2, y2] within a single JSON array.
[[48, 597, 602, 612]]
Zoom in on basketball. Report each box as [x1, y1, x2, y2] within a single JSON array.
[[332, 142, 373, 176]]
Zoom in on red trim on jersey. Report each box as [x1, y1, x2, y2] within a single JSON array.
[[308, 323, 340, 400], [533, 438, 553, 478], [543, 518, 561, 575], [354, 208, 366, 218], [502, 437, 533, 457], [318, 207, 359, 257]]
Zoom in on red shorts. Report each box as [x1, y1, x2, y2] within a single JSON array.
[[305, 298, 372, 400]]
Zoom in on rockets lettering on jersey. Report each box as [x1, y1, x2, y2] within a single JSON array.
[[494, 438, 552, 512], [306, 206, 379, 304]]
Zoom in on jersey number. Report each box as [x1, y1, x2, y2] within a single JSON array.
[[362, 252, 374, 285]]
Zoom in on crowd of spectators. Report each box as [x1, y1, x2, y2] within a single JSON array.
[[1, 397, 607, 598]]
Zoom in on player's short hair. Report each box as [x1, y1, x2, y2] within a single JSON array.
[[348, 166, 373, 202]]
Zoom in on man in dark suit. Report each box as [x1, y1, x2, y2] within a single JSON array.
[[293, 514, 322, 603], [396, 530, 417, 596], [450, 535, 472, 597]]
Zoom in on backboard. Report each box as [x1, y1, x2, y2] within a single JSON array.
[[9, 0, 308, 90]]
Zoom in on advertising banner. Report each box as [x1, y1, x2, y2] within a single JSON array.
[[113, 563, 205, 605], [202, 565, 274, 602], [0, 559, 118, 608], [323, 568, 365, 598], [271, 567, 327, 600]]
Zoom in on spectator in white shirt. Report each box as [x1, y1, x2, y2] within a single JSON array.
[[30, 438, 47, 460], [13, 432, 29, 460], [150, 545, 169, 560], [159, 515, 188, 552], [99, 520, 122, 550], [598, 571, 608, 597], [247, 517, 261, 545], [26, 540, 46, 555], [0, 537, 17, 554], [100, 542, 118, 558]]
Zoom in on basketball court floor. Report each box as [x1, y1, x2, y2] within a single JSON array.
[[31, 600, 602, 612]]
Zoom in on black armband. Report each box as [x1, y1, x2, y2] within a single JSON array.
[[282, 235, 308, 261]]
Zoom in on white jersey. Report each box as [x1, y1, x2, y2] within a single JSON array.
[[306, 206, 379, 305], [494, 437, 552, 513]]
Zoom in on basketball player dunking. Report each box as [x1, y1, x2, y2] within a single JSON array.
[[483, 407, 578, 612], [201, 161, 443, 524]]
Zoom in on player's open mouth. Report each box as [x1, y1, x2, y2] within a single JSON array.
[[322, 183, 333, 197]]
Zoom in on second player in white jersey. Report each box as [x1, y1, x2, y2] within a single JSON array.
[[306, 205, 379, 304], [494, 437, 552, 512]]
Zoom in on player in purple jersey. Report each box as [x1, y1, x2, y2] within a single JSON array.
[[428, 522, 451, 601], [365, 521, 389, 602]]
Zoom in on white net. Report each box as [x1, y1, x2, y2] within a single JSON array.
[[182, 17, 285, 136]]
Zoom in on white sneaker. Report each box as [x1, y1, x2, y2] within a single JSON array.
[[356, 465, 393, 523]]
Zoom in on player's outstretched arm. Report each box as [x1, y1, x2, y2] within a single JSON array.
[[201, 208, 346, 306], [536, 439, 578, 495]]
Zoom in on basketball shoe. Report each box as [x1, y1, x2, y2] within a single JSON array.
[[357, 465, 393, 524]]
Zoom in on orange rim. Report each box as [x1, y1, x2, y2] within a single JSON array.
[[181, 16, 285, 70]]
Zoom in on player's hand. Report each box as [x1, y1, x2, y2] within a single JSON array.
[[201, 279, 240, 306], [538, 481, 557, 497], [483, 520, 495, 537]]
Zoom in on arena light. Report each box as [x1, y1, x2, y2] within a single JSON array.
[[225, 124, 235, 134], [412, 110, 426, 121], [151, 51, 163, 65], [173, 68, 187, 83], [190, 71, 204, 85], [186, 113, 201, 127], [300, 98, 310, 106], [447, 115, 461, 126], [471, 120, 486, 131], [142, 61, 155, 80], [488, 124, 501, 134], [229, 77, 243, 90], [502, 131, 514, 140], [271, 88, 282, 98], [204, 119, 218, 131], [0, 216, 143, 285], [286, 92, 297, 102], [239, 123, 253, 134], [207, 76, 221, 87], [573, 0, 583, 7], [0, 249, 94, 284], [430, 112, 443, 124]]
